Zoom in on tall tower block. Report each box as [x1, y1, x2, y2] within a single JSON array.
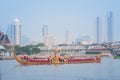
[[107, 12, 113, 42]]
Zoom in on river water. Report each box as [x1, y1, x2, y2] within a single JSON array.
[[0, 58, 120, 80]]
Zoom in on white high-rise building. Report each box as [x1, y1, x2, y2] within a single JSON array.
[[43, 35, 57, 46], [7, 18, 21, 45], [66, 30, 73, 44], [42, 25, 57, 46]]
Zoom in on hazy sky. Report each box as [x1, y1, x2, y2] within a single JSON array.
[[0, 0, 120, 43]]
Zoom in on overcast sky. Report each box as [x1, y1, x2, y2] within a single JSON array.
[[0, 0, 120, 43]]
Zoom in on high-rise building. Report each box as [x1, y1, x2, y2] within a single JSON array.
[[66, 30, 73, 44], [6, 18, 21, 45], [96, 17, 101, 43], [42, 25, 48, 37], [107, 12, 113, 42], [43, 35, 57, 46], [42, 25, 58, 46]]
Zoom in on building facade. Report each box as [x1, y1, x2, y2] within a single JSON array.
[[42, 25, 48, 37], [96, 17, 101, 43], [75, 35, 92, 45], [43, 35, 57, 46], [66, 30, 73, 44], [107, 12, 113, 42], [39, 44, 87, 55], [42, 25, 57, 46], [7, 18, 21, 45]]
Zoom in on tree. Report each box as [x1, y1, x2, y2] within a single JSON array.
[[32, 47, 40, 54], [13, 43, 44, 55]]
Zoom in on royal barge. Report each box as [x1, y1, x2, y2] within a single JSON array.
[[0, 32, 101, 65], [10, 47, 101, 65]]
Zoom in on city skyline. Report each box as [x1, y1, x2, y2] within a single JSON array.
[[0, 0, 120, 43]]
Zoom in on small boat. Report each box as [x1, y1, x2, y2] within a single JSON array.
[[10, 47, 101, 65]]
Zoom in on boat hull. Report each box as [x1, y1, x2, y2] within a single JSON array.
[[14, 56, 101, 65]]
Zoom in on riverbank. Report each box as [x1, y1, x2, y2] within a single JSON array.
[[0, 56, 14, 60]]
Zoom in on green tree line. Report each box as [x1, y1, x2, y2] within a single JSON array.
[[14, 43, 45, 55]]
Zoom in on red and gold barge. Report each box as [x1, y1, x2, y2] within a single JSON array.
[[11, 48, 101, 65]]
